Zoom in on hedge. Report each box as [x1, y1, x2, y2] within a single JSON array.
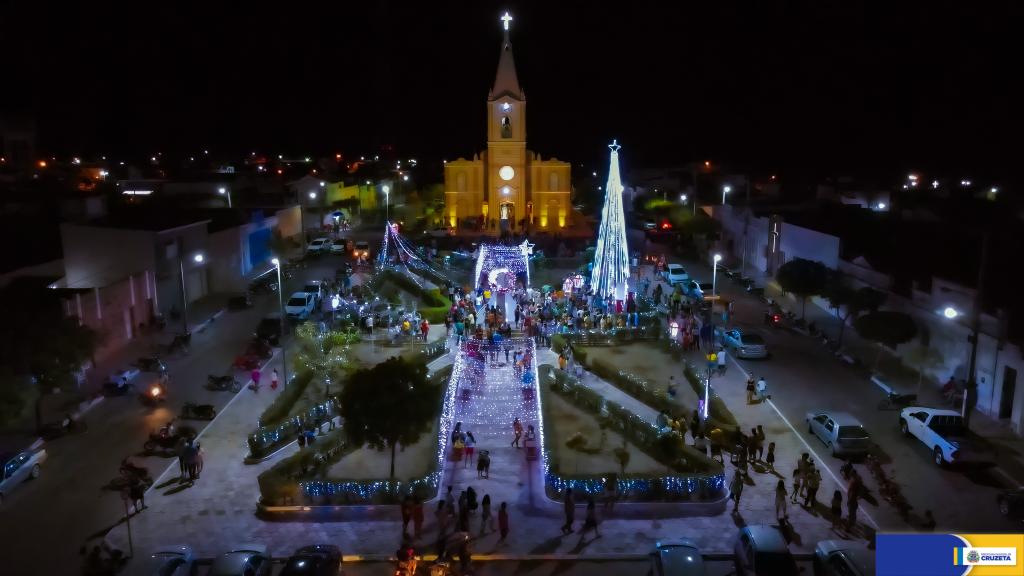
[[257, 364, 453, 506], [540, 364, 724, 502], [586, 356, 675, 415], [259, 370, 315, 428]]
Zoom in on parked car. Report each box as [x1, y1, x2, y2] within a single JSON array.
[[306, 237, 331, 254], [280, 544, 342, 576], [720, 329, 769, 359], [662, 263, 690, 285], [734, 525, 799, 576], [425, 227, 453, 238], [255, 313, 282, 345], [805, 411, 872, 457], [813, 540, 875, 576], [899, 406, 983, 466], [0, 448, 47, 505], [285, 293, 315, 320], [209, 544, 271, 576], [302, 281, 324, 307], [329, 240, 347, 255], [998, 488, 1024, 520], [354, 240, 371, 260], [132, 544, 194, 576], [644, 219, 657, 230], [649, 539, 705, 576]]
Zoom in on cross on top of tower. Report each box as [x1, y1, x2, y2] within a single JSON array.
[[501, 12, 513, 31], [609, 139, 621, 152]]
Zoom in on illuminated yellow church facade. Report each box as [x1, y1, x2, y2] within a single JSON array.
[[445, 13, 572, 235]]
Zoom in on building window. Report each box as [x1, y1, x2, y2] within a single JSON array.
[[457, 173, 466, 193], [501, 116, 511, 138], [549, 172, 559, 191]]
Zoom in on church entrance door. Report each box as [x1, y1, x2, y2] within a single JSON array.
[[499, 202, 514, 233]]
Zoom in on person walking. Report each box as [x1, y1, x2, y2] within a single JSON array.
[[401, 495, 414, 537], [464, 431, 476, 468], [791, 467, 802, 504], [747, 428, 758, 461], [775, 479, 789, 521], [830, 490, 843, 531], [129, 478, 146, 514], [804, 466, 821, 507], [717, 347, 727, 375], [847, 473, 862, 530], [755, 425, 765, 460], [480, 494, 494, 535], [689, 409, 700, 441], [560, 488, 575, 534], [729, 469, 744, 514], [511, 417, 523, 448], [498, 502, 510, 544], [270, 368, 279, 391], [746, 376, 755, 404], [756, 376, 768, 401], [412, 496, 425, 540], [578, 497, 601, 541], [251, 368, 261, 392], [766, 441, 776, 471]]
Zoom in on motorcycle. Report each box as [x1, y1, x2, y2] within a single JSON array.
[[207, 374, 241, 392], [143, 427, 195, 454], [168, 332, 191, 354], [102, 379, 135, 397], [141, 381, 168, 405], [117, 457, 153, 487], [181, 402, 216, 420], [136, 356, 167, 373]]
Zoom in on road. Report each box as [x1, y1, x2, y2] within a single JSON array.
[[0, 249, 362, 576], [674, 253, 1018, 533]]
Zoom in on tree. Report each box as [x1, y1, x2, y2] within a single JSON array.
[[823, 273, 887, 347], [292, 324, 358, 398], [776, 258, 829, 319], [854, 311, 918, 369], [0, 280, 100, 429], [339, 357, 439, 479]]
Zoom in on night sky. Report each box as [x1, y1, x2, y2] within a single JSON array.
[[2, 1, 1018, 183]]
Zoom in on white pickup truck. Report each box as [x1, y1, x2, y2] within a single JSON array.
[[899, 407, 978, 466]]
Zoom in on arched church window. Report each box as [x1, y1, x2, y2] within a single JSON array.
[[501, 116, 511, 138], [549, 172, 559, 191]]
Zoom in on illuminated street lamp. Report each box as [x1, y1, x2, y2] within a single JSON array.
[[218, 186, 232, 208], [382, 185, 391, 222], [271, 258, 288, 388], [712, 253, 723, 296], [943, 306, 959, 319], [179, 252, 205, 333], [722, 185, 731, 205]]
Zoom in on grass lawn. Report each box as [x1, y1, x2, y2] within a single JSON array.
[[541, 384, 664, 476], [324, 419, 438, 481], [579, 343, 701, 416]]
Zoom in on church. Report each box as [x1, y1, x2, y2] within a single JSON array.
[[444, 13, 572, 236]]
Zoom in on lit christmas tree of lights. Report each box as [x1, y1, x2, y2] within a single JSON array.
[[590, 140, 630, 301]]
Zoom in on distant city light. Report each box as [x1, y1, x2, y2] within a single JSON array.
[[990, 187, 999, 194], [309, 192, 317, 199], [704, 160, 711, 168], [770, 175, 777, 180], [943, 307, 959, 319], [680, 194, 687, 202], [304, 157, 311, 162], [319, 181, 325, 187], [218, 187, 227, 194], [908, 174, 918, 181], [877, 202, 887, 210], [931, 180, 939, 189], [403, 175, 409, 181], [72, 157, 81, 165], [902, 184, 909, 189], [960, 179, 972, 186], [150, 156, 157, 162], [203, 149, 209, 155], [193, 253, 205, 263], [37, 160, 47, 168]]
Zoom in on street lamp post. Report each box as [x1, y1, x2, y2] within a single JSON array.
[[382, 185, 390, 222], [722, 185, 731, 206], [218, 186, 232, 208], [271, 258, 288, 389], [178, 252, 204, 333], [712, 253, 722, 298]]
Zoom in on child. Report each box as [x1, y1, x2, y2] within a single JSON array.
[[766, 442, 776, 471], [498, 502, 509, 543], [830, 490, 843, 531], [270, 368, 279, 391]]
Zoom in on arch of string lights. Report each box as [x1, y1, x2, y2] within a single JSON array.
[[376, 221, 447, 288], [473, 242, 532, 290]]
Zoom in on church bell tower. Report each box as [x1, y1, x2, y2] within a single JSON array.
[[486, 12, 527, 233]]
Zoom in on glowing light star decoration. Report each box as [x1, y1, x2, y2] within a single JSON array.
[[590, 140, 630, 301], [474, 242, 532, 290]]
